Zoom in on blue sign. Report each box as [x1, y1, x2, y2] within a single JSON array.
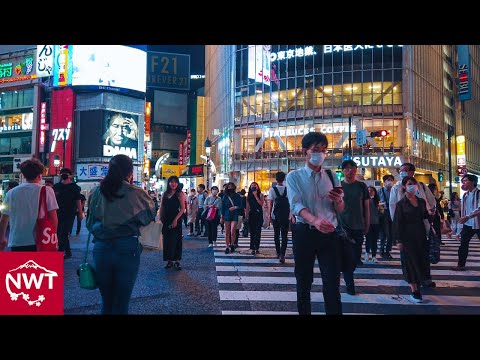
[[458, 45, 471, 101], [147, 51, 190, 90], [342, 154, 352, 161]]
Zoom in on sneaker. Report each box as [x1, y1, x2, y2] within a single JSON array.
[[385, 252, 393, 260], [207, 243, 213, 248], [410, 291, 423, 303], [346, 285, 356, 296], [165, 261, 173, 269], [213, 241, 217, 246], [364, 252, 369, 263], [187, 233, 194, 236], [193, 232, 201, 237], [251, 250, 256, 255], [371, 256, 378, 263], [255, 250, 260, 254], [230, 245, 235, 253], [225, 247, 230, 254], [380, 251, 386, 258], [451, 266, 466, 271], [174, 262, 182, 270], [279, 256, 285, 264]]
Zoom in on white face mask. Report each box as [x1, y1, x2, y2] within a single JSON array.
[[406, 185, 418, 194], [370, 195, 375, 199], [385, 180, 393, 187], [399, 171, 408, 180], [212, 190, 218, 195], [308, 152, 326, 167]]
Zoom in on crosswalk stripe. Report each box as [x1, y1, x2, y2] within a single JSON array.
[[219, 290, 480, 307], [221, 311, 374, 315], [216, 276, 480, 288]]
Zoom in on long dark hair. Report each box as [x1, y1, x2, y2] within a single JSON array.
[[165, 176, 181, 196], [248, 182, 261, 199], [100, 154, 133, 202], [367, 186, 380, 207]]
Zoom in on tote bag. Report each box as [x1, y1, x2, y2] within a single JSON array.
[[206, 207, 217, 221], [139, 221, 163, 250], [35, 186, 58, 252]]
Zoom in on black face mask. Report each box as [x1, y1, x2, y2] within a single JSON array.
[[61, 173, 69, 181], [228, 188, 235, 193], [251, 187, 257, 192]]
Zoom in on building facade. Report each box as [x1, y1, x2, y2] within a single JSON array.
[[205, 45, 480, 194]]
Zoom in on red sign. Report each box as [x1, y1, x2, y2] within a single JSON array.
[[48, 88, 75, 174], [179, 141, 184, 165], [0, 252, 64, 315], [459, 167, 468, 175], [39, 102, 47, 153], [186, 130, 191, 164], [144, 102, 151, 141]]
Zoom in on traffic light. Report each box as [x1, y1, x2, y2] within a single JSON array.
[[73, 175, 78, 183], [370, 130, 389, 137], [438, 172, 444, 182], [335, 169, 344, 181]]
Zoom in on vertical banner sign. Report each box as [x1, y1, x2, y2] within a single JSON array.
[[458, 45, 471, 101], [247, 45, 271, 86], [53, 45, 73, 87], [144, 101, 151, 142], [146, 141, 152, 159], [186, 130, 191, 164], [39, 102, 47, 153], [179, 141, 184, 165], [36, 45, 54, 77], [457, 135, 466, 166]]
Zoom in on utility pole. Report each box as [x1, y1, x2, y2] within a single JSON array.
[[348, 116, 352, 156], [448, 125, 454, 196]]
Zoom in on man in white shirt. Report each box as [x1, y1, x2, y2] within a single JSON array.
[[0, 158, 59, 251], [389, 162, 437, 287], [451, 174, 480, 271]]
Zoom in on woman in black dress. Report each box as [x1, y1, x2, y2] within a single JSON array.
[[159, 176, 186, 270], [392, 176, 430, 303], [246, 182, 264, 255]]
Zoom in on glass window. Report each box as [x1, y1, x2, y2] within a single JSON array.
[[0, 138, 9, 155]]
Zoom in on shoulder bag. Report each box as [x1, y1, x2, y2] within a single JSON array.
[[139, 221, 163, 250], [35, 186, 58, 252], [77, 233, 97, 290]]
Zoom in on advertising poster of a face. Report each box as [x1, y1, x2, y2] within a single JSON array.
[[102, 111, 139, 159]]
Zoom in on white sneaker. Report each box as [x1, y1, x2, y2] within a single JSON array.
[[207, 243, 213, 248], [371, 256, 378, 263], [213, 241, 217, 247], [364, 252, 369, 263]]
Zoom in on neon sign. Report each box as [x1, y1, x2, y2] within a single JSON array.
[[324, 45, 403, 53]]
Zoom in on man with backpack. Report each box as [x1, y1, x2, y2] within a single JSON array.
[[268, 171, 291, 264]]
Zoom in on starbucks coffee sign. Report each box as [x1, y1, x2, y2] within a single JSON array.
[[353, 155, 403, 168]]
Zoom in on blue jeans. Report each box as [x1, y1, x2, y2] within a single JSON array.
[[93, 236, 142, 315]]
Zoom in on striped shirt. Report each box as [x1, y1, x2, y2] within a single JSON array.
[[461, 188, 480, 229]]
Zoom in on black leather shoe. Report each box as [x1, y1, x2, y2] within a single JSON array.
[[346, 285, 356, 296]]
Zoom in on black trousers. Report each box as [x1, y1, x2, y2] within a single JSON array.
[[11, 245, 37, 251], [195, 210, 205, 234], [58, 214, 76, 254], [458, 225, 480, 267], [248, 213, 263, 250], [292, 223, 342, 315], [273, 218, 289, 257], [380, 212, 393, 252], [206, 217, 219, 244]]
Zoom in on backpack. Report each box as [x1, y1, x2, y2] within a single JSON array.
[[272, 186, 290, 223]]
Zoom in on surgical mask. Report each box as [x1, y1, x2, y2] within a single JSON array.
[[399, 171, 408, 180], [212, 190, 218, 195], [309, 152, 326, 167], [461, 184, 468, 191], [370, 195, 374, 199], [406, 185, 418, 194], [251, 187, 257, 192], [61, 173, 69, 181], [384, 180, 393, 187]]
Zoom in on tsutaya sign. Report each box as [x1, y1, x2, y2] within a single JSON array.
[[353, 155, 403, 168], [324, 45, 403, 53], [264, 125, 356, 138]]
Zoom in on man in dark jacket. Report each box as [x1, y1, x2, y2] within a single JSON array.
[[53, 168, 83, 259]]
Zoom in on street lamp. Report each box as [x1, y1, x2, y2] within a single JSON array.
[[53, 154, 61, 175], [204, 137, 212, 191]]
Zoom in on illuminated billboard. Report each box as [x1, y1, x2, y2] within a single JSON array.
[[103, 110, 139, 160], [71, 45, 147, 94]]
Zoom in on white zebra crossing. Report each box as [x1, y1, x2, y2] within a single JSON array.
[[213, 228, 480, 315]]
